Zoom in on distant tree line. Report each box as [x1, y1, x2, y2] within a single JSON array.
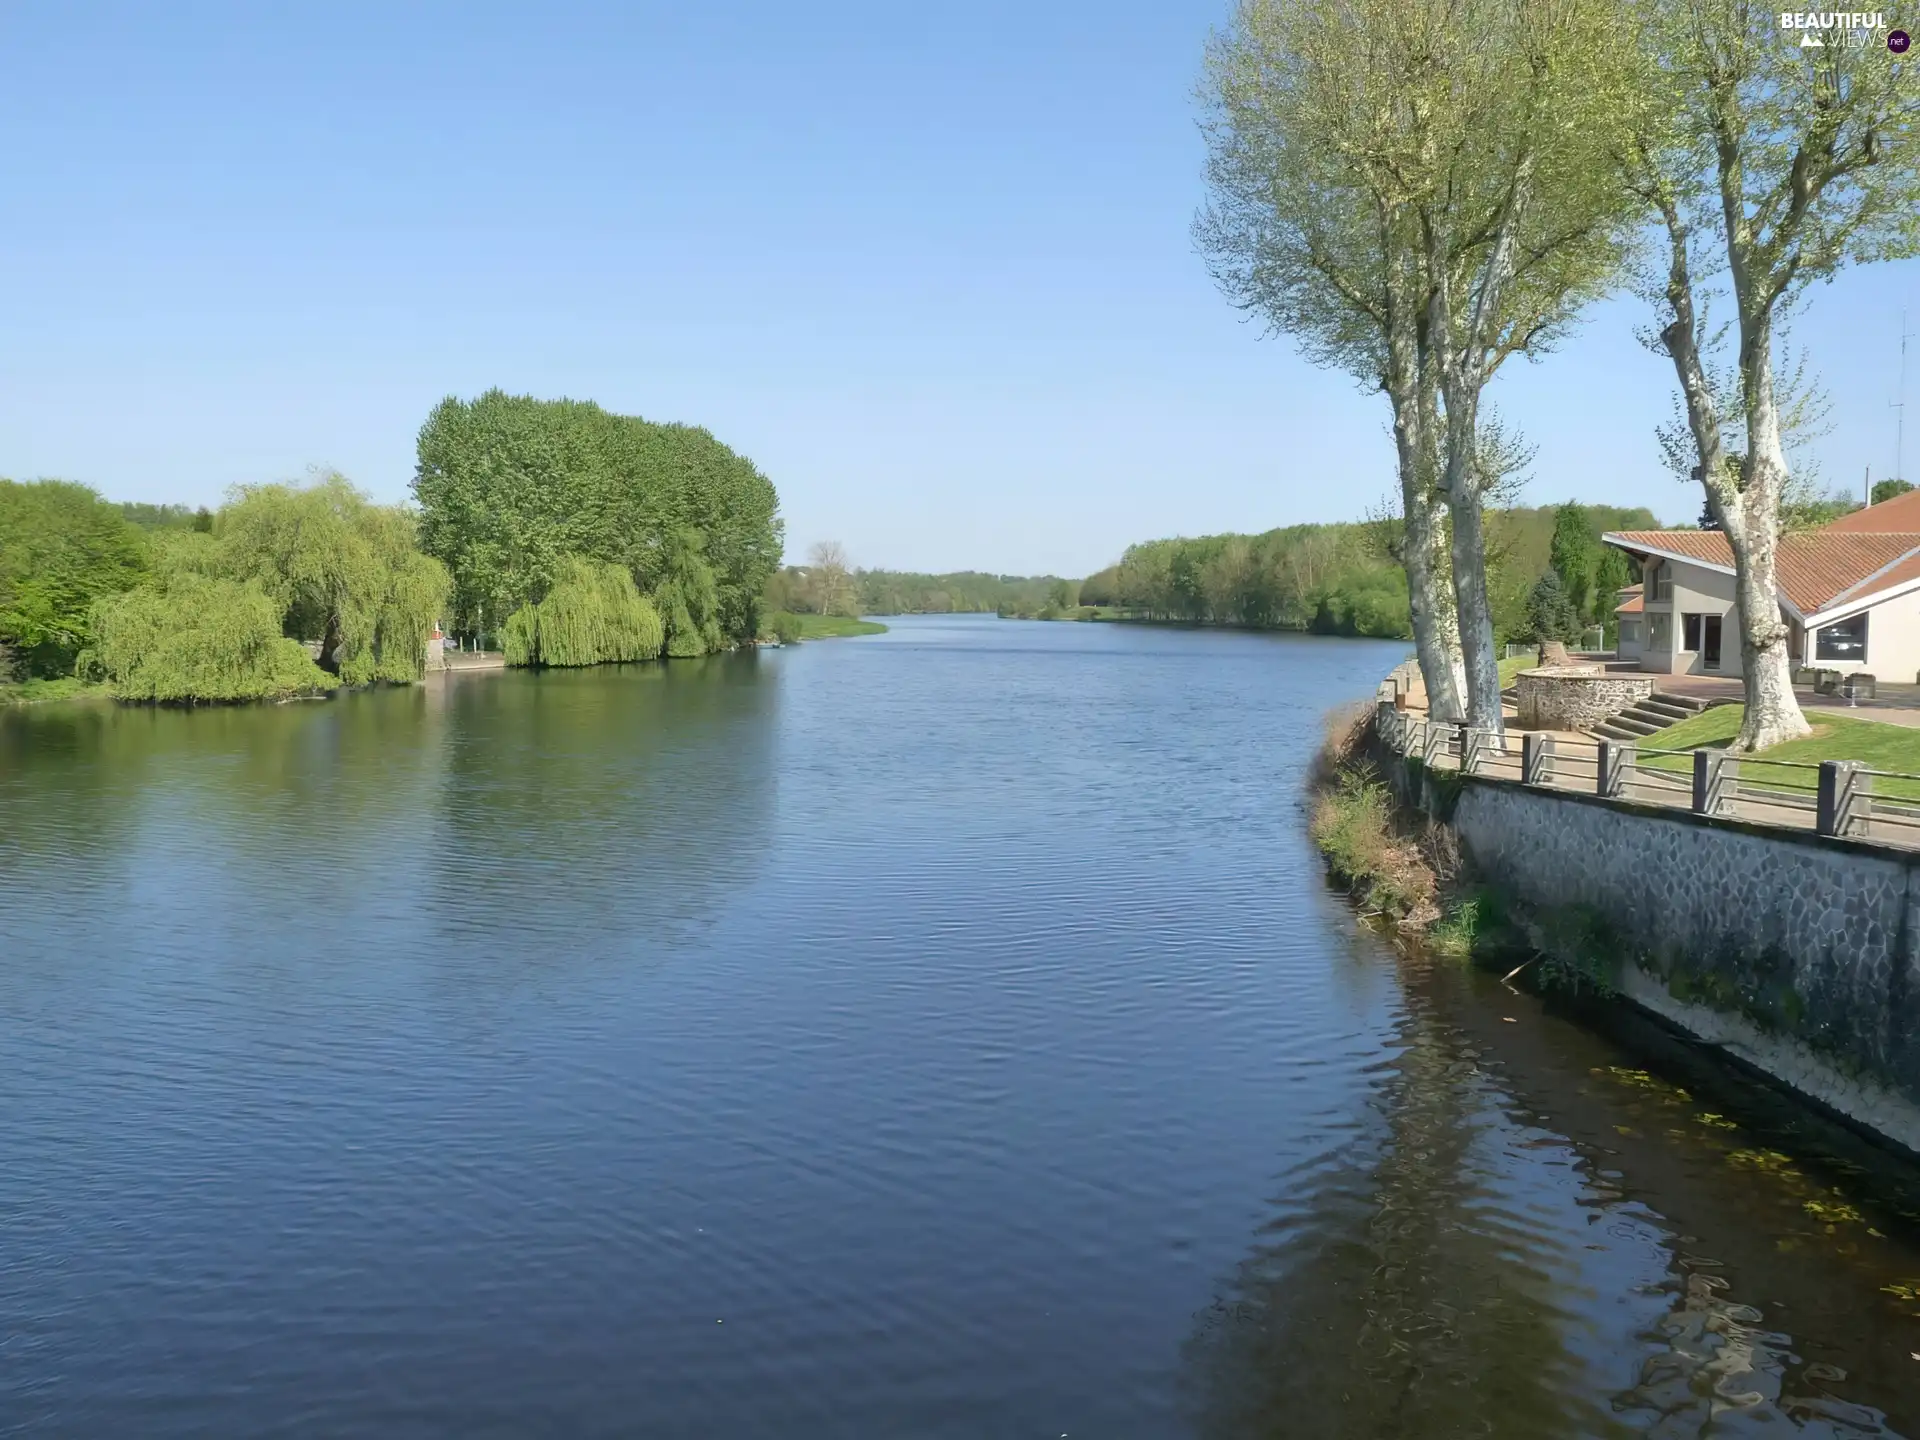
[[856, 570, 1066, 616], [1077, 503, 1662, 645]]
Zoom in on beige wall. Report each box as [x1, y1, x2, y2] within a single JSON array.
[[1635, 556, 1741, 677]]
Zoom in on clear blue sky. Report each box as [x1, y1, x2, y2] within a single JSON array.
[[4, 2, 1916, 577]]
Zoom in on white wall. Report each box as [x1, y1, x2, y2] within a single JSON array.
[[1808, 588, 1920, 683]]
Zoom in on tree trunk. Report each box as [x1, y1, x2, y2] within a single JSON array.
[[1727, 326, 1812, 750], [1402, 487, 1464, 723], [1446, 493, 1503, 740], [317, 612, 344, 674], [1385, 274, 1464, 724]]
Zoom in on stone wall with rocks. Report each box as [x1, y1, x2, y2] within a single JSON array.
[[1443, 774, 1920, 1151], [1514, 669, 1653, 730]]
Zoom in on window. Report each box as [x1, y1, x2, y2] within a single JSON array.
[[1651, 562, 1673, 603], [1682, 613, 1702, 651], [1815, 613, 1868, 662], [1648, 612, 1672, 650], [1619, 618, 1640, 643]]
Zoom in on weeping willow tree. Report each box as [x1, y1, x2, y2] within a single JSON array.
[[218, 474, 451, 685], [82, 570, 335, 703], [503, 557, 665, 667], [650, 530, 724, 658]]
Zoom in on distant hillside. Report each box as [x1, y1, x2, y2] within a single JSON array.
[[855, 570, 1066, 616]]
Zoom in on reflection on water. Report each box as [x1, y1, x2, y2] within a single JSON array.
[[1188, 946, 1918, 1437], [4, 617, 1920, 1436]]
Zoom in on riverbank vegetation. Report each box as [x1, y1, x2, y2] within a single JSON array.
[[768, 612, 888, 640], [1080, 504, 1658, 643], [4, 391, 789, 703]]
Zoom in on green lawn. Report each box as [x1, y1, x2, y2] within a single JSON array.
[[0, 676, 111, 706], [770, 612, 888, 640], [1641, 703, 1920, 801], [1498, 654, 1534, 687]]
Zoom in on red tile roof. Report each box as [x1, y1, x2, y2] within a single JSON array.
[[1604, 529, 1920, 617], [1614, 586, 1643, 614], [1823, 488, 1920, 533]]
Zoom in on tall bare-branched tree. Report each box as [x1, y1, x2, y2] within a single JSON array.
[[1628, 2, 1920, 750], [1199, 0, 1642, 735]]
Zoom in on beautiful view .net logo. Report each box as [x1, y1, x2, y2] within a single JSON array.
[[1775, 11, 1910, 48]]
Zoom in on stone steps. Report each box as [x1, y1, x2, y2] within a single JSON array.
[[1589, 689, 1717, 743]]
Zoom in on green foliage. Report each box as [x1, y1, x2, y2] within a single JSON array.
[[1547, 502, 1598, 622], [1309, 766, 1432, 919], [413, 389, 782, 643], [83, 572, 336, 703], [652, 530, 725, 658], [217, 474, 451, 685], [1427, 887, 1514, 960], [117, 501, 213, 532], [0, 480, 151, 679], [502, 556, 665, 667], [767, 611, 887, 640], [1523, 569, 1581, 645], [853, 569, 1063, 616], [1872, 478, 1914, 507]]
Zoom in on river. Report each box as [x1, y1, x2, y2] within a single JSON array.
[[4, 613, 1920, 1437]]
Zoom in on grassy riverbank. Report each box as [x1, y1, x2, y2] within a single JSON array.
[[1309, 707, 1564, 973], [768, 612, 888, 640], [0, 676, 111, 706]]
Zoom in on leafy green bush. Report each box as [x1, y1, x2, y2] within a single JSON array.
[[769, 612, 804, 645], [83, 573, 335, 703], [503, 557, 665, 667], [1309, 767, 1433, 919], [217, 475, 451, 685]]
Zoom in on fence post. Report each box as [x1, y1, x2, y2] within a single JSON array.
[[1461, 725, 1481, 776], [1423, 720, 1443, 767], [1817, 760, 1872, 837], [1691, 750, 1734, 815], [1597, 740, 1634, 799], [1522, 731, 1555, 786]]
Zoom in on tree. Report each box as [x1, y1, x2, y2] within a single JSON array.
[[502, 557, 664, 667], [0, 480, 150, 679], [217, 474, 451, 685], [1873, 477, 1914, 507], [1047, 577, 1075, 611], [1547, 502, 1598, 624], [1593, 545, 1633, 638], [653, 530, 724, 658], [1524, 569, 1581, 645], [1198, 0, 1641, 734], [1629, 3, 1920, 750], [807, 541, 858, 617], [413, 390, 782, 644], [83, 570, 335, 703]]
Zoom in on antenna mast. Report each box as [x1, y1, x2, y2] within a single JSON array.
[[1898, 310, 1919, 487]]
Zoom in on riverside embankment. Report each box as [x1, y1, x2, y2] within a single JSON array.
[[1352, 661, 1920, 1157]]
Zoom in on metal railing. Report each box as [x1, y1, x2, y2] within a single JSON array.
[[1371, 689, 1920, 849]]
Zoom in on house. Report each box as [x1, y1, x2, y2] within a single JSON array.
[[1603, 491, 1920, 681], [1614, 584, 1644, 662]]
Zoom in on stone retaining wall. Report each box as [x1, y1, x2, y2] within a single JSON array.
[[1425, 763, 1920, 1151], [1513, 668, 1653, 730]]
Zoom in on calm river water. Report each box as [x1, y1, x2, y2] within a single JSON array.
[[6, 615, 1920, 1436]]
